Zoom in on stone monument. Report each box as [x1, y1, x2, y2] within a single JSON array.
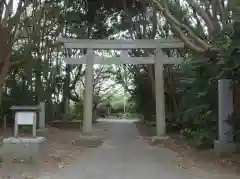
[[214, 79, 238, 153], [0, 105, 46, 162]]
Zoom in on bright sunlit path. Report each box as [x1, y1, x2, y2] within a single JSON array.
[[97, 118, 139, 123]]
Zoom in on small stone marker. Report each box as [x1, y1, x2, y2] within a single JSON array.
[[2, 136, 46, 162]]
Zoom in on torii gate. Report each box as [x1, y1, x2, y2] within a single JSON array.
[[58, 38, 184, 137]]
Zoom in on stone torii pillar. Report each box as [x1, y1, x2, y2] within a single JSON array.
[[82, 49, 94, 135], [155, 49, 166, 136], [153, 48, 183, 138]]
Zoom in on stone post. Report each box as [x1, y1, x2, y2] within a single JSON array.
[[39, 102, 46, 129], [214, 79, 236, 153], [218, 79, 234, 141]]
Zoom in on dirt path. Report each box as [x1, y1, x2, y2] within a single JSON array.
[[36, 119, 239, 179]]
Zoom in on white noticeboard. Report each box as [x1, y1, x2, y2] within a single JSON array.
[[15, 112, 36, 125]]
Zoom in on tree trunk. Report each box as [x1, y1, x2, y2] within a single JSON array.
[[62, 64, 71, 120], [0, 54, 11, 105], [0, 25, 13, 105], [35, 59, 42, 104]]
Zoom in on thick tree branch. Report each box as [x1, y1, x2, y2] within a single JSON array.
[[185, 0, 215, 33], [153, 0, 211, 52], [191, 7, 205, 38], [150, 7, 157, 38], [70, 65, 84, 90], [171, 23, 205, 53]]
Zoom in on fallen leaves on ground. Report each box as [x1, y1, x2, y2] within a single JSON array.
[[136, 122, 240, 175], [0, 122, 109, 178]]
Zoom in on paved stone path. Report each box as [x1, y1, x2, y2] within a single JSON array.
[[40, 119, 239, 179]]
